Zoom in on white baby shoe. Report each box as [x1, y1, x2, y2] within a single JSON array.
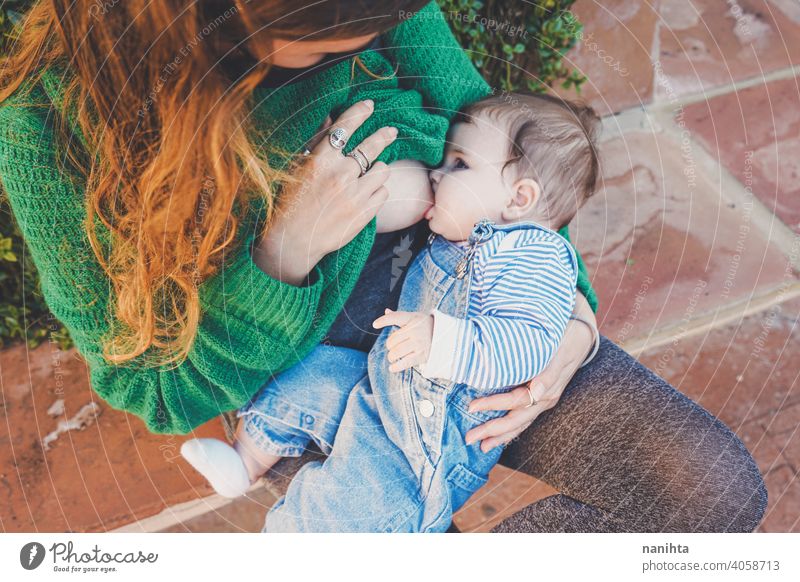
[[181, 438, 251, 498]]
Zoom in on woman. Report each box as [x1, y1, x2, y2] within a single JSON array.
[[0, 0, 766, 532]]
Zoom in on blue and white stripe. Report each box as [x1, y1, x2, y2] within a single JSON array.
[[443, 227, 578, 390]]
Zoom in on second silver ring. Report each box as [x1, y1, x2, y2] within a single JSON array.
[[346, 147, 372, 177], [525, 384, 538, 408]]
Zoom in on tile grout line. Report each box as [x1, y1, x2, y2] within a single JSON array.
[[110, 481, 268, 533], [650, 65, 800, 110], [620, 281, 800, 356], [648, 0, 663, 103], [604, 65, 799, 137]]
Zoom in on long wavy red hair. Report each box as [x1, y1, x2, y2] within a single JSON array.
[[0, 0, 428, 367]]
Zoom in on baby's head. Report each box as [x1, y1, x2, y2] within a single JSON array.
[[425, 92, 601, 241]]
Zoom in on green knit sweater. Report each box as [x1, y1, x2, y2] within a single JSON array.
[[0, 1, 597, 434]]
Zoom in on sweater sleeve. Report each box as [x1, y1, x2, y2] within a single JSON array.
[[383, 1, 493, 125], [382, 0, 599, 313], [0, 84, 372, 434]]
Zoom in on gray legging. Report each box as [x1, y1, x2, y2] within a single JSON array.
[[325, 222, 768, 532]]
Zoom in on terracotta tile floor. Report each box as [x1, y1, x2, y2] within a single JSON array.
[[0, 342, 227, 532], [682, 76, 800, 233], [1, 0, 798, 532]]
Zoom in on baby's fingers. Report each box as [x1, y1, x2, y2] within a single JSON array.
[[388, 351, 423, 373], [386, 337, 417, 364], [373, 309, 416, 330], [386, 325, 416, 350]]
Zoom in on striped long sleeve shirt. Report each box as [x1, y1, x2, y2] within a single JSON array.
[[418, 225, 578, 391]]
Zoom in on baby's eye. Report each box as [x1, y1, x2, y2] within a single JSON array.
[[453, 157, 468, 170]]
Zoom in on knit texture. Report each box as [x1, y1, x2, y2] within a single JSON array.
[[0, 1, 597, 434]]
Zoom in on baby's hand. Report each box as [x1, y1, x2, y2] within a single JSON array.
[[373, 309, 434, 373]]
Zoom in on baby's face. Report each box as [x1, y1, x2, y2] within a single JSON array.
[[426, 115, 516, 242]]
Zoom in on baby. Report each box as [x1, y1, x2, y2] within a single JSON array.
[[182, 91, 601, 531]]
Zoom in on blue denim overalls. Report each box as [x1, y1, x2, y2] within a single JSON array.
[[239, 220, 539, 532]]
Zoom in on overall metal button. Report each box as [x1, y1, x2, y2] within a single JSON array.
[[418, 399, 435, 418]]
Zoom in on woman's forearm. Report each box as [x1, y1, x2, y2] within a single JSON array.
[[571, 291, 600, 366], [252, 227, 321, 287]]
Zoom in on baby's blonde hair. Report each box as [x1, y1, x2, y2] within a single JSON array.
[[455, 92, 601, 230]]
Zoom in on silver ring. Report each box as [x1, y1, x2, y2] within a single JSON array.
[[355, 147, 372, 171], [525, 385, 538, 408], [346, 150, 368, 177], [302, 148, 312, 157], [348, 148, 371, 173], [328, 127, 349, 150]]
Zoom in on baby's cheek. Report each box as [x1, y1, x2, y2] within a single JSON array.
[[443, 206, 479, 240]]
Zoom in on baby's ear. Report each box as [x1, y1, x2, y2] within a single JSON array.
[[502, 178, 541, 221]]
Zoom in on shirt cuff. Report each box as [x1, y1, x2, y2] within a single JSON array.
[[417, 309, 465, 381]]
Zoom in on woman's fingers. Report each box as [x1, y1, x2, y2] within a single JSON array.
[[350, 125, 399, 171], [356, 161, 392, 202], [465, 409, 528, 446], [479, 430, 521, 453], [314, 100, 398, 188], [465, 381, 559, 451], [313, 99, 375, 157], [468, 379, 551, 413], [467, 385, 533, 413]]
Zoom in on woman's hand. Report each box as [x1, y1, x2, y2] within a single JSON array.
[[464, 292, 597, 453], [252, 99, 398, 286]]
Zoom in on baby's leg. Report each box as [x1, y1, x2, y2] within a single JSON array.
[[181, 423, 286, 498], [183, 344, 368, 498], [263, 374, 427, 532], [233, 422, 283, 484]]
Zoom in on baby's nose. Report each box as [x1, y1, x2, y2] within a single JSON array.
[[429, 167, 442, 190]]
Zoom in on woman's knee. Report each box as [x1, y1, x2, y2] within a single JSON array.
[[631, 404, 768, 532], [590, 337, 767, 531], [675, 416, 766, 532]]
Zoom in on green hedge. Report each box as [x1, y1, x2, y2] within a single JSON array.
[[438, 0, 584, 92], [0, 0, 583, 350], [0, 0, 73, 349]]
